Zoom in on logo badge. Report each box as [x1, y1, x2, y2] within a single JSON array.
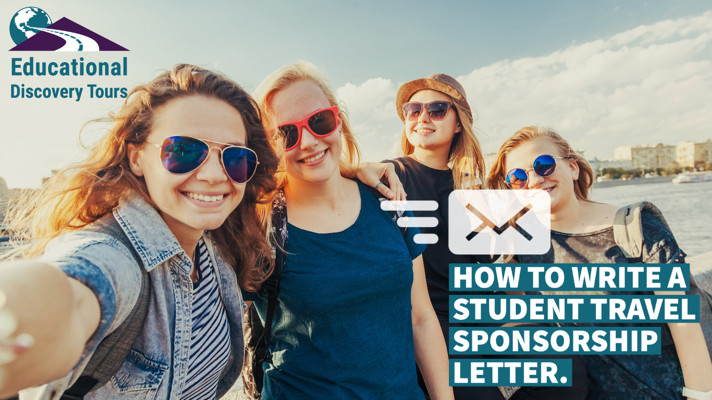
[[448, 190, 551, 255], [9, 7, 128, 51]]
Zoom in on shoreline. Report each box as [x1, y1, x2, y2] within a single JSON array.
[[592, 175, 676, 189]]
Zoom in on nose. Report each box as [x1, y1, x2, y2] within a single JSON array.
[[526, 169, 545, 189], [417, 106, 431, 124], [299, 126, 319, 149], [195, 147, 229, 184]]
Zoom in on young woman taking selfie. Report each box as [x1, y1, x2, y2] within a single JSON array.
[[0, 64, 279, 399]]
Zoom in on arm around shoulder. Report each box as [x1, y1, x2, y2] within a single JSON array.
[[355, 161, 406, 201]]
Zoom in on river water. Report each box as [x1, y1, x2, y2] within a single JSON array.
[[591, 180, 712, 257]]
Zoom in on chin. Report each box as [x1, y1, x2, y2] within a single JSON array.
[[300, 170, 335, 184], [193, 216, 230, 232]]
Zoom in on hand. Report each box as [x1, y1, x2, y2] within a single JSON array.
[[356, 162, 407, 201], [0, 291, 34, 390]]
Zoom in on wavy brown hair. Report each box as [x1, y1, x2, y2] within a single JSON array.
[[486, 126, 594, 201], [7, 64, 278, 291]]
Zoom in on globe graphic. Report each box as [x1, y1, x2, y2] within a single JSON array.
[[9, 7, 52, 46]]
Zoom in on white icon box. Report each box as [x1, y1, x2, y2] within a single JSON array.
[[448, 190, 551, 255]]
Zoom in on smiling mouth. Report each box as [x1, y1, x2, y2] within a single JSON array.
[[184, 192, 226, 202], [543, 186, 555, 193], [414, 128, 435, 134], [300, 150, 327, 163]]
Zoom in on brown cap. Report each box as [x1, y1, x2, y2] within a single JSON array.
[[396, 73, 472, 122]]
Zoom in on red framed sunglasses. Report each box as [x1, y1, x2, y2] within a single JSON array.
[[277, 106, 340, 151]]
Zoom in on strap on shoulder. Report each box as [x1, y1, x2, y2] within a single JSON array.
[[258, 190, 288, 365], [613, 202, 671, 260], [61, 212, 151, 399]]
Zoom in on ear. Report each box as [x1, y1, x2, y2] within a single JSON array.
[[455, 122, 462, 134], [568, 158, 580, 181], [128, 143, 145, 177]]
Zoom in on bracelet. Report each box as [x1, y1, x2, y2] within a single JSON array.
[[683, 387, 712, 400]]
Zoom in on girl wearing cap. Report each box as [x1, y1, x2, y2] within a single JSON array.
[[487, 126, 712, 399], [243, 62, 453, 400], [360, 74, 506, 399], [358, 75, 591, 400], [0, 65, 279, 399]]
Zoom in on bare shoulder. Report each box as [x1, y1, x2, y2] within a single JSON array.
[[342, 176, 360, 191], [582, 201, 620, 231]]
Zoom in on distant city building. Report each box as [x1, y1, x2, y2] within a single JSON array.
[[42, 169, 61, 186], [614, 143, 676, 170], [676, 139, 712, 168], [0, 176, 7, 224], [588, 157, 633, 172], [484, 153, 498, 173]]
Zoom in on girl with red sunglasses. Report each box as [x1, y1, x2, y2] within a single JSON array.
[[242, 62, 452, 400], [487, 126, 712, 399], [0, 65, 279, 399]]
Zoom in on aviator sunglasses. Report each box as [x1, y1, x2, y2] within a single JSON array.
[[146, 136, 259, 184], [402, 101, 454, 121], [506, 154, 566, 189], [278, 106, 340, 151]]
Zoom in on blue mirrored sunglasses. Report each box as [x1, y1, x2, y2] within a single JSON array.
[[506, 154, 565, 189]]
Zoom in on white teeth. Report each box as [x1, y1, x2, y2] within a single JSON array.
[[186, 193, 224, 202], [301, 150, 326, 163], [415, 129, 434, 133]]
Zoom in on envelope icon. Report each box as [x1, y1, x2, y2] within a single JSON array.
[[448, 190, 551, 255]]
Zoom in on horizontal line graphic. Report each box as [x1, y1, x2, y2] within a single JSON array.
[[381, 200, 439, 211], [397, 217, 439, 228], [414, 233, 439, 244]]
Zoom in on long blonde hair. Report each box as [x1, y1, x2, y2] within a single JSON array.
[[487, 126, 594, 200], [7, 64, 279, 292], [400, 97, 485, 190], [253, 62, 360, 185]]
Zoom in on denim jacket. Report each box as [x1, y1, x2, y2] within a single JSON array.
[[20, 194, 245, 400]]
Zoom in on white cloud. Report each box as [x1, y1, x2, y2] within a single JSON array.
[[336, 78, 403, 161], [339, 11, 712, 165]]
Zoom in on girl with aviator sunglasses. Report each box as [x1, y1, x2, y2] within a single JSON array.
[[243, 62, 452, 400], [0, 64, 279, 399], [487, 125, 712, 399]]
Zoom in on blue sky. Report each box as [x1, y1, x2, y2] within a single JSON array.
[[2, 0, 711, 187]]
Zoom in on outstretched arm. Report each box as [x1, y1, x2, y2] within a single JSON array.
[[0, 260, 100, 397], [355, 162, 406, 201], [411, 255, 453, 400]]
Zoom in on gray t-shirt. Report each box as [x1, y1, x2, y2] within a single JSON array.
[[518, 210, 686, 400]]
